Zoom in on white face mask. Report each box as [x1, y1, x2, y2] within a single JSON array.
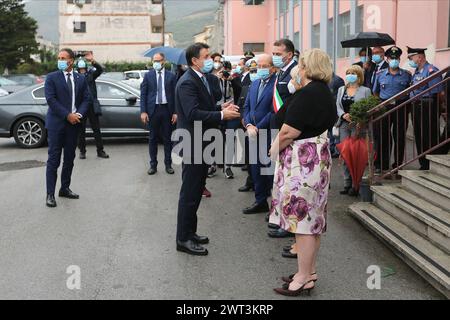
[[287, 81, 297, 94]]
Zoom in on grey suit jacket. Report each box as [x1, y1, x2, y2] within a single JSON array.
[[335, 85, 372, 126]]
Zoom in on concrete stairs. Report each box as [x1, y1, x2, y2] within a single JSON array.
[[349, 155, 450, 299]]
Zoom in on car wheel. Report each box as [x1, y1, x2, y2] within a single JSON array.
[[13, 117, 47, 149]]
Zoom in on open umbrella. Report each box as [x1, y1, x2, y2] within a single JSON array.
[[340, 32, 395, 48], [143, 46, 187, 65], [337, 136, 374, 192]]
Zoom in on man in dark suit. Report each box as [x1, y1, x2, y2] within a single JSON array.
[[242, 54, 277, 215], [140, 52, 177, 175], [76, 51, 109, 160], [369, 46, 389, 90], [175, 43, 240, 256], [272, 39, 298, 109], [45, 48, 90, 208]]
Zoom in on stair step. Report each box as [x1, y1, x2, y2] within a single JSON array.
[[399, 170, 450, 210], [427, 155, 450, 178], [349, 203, 450, 298], [372, 185, 450, 254]]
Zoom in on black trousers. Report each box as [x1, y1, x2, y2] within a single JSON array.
[[374, 101, 408, 170], [176, 162, 209, 242], [78, 106, 104, 154], [412, 96, 440, 170], [149, 105, 172, 168]]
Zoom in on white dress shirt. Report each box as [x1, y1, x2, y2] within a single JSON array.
[[64, 70, 76, 113], [192, 68, 223, 120], [155, 68, 168, 104]]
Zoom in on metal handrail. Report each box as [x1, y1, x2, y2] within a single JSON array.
[[368, 65, 449, 116], [367, 65, 449, 184]]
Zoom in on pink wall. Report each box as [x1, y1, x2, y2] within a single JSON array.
[[223, 0, 449, 77]]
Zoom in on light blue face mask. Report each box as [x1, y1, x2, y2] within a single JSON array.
[[372, 54, 383, 64], [250, 73, 259, 82], [272, 55, 285, 68], [58, 60, 69, 72], [389, 59, 400, 69], [201, 58, 214, 74], [360, 56, 368, 64], [409, 60, 418, 69], [346, 74, 358, 84], [257, 68, 270, 80], [153, 62, 162, 71], [235, 66, 242, 74]]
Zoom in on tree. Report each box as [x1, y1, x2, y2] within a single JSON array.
[[0, 0, 39, 70]]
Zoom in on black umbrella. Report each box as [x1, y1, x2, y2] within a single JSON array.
[[341, 32, 395, 48]]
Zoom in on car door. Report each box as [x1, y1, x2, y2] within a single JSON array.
[[96, 80, 144, 133]]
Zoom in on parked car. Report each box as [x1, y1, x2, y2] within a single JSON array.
[[0, 78, 147, 148], [123, 70, 149, 89], [5, 74, 44, 86], [98, 72, 126, 81], [0, 76, 28, 94]]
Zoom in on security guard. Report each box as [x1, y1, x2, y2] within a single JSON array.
[[408, 47, 443, 170], [372, 46, 412, 171]]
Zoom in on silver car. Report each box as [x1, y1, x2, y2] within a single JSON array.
[[0, 78, 148, 148]]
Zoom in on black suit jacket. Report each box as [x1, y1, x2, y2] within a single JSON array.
[[175, 68, 223, 162], [276, 60, 298, 103]]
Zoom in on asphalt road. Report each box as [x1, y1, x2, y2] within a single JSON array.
[[0, 137, 444, 300]]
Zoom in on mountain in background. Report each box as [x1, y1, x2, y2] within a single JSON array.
[[165, 0, 218, 49], [24, 0, 219, 48]]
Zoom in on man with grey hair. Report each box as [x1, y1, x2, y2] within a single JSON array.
[[242, 54, 278, 215]]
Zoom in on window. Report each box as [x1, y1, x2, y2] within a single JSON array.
[[125, 72, 140, 80], [32, 86, 45, 99], [337, 6, 363, 58], [96, 83, 130, 99], [293, 31, 300, 51], [152, 26, 163, 33], [243, 43, 265, 53], [312, 23, 320, 49], [243, 0, 264, 5], [278, 0, 288, 15], [73, 21, 86, 33]]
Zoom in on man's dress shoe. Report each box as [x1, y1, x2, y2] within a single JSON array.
[[97, 151, 110, 159], [193, 234, 209, 244], [148, 168, 157, 175], [58, 188, 79, 199], [165, 167, 175, 174], [238, 185, 254, 192], [268, 227, 294, 238], [46, 194, 57, 208], [242, 201, 269, 214], [176, 240, 208, 256]]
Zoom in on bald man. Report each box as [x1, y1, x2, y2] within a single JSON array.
[[242, 54, 277, 214]]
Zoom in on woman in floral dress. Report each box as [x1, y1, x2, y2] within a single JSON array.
[[269, 49, 337, 296]]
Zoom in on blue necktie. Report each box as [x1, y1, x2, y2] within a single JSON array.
[[157, 71, 163, 104], [257, 80, 266, 102], [201, 76, 211, 95]]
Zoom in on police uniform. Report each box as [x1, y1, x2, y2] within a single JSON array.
[[408, 47, 442, 170], [372, 46, 412, 170]]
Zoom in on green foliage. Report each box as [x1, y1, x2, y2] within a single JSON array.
[[0, 0, 39, 70], [349, 95, 383, 124]]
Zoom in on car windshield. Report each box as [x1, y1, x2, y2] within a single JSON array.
[[6, 75, 33, 85], [0, 77, 18, 85], [100, 72, 126, 80]]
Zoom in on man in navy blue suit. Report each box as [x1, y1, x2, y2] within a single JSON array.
[[242, 54, 277, 215], [140, 52, 177, 175], [175, 43, 240, 256], [45, 48, 90, 208]]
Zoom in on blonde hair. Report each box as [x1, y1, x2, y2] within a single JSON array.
[[345, 64, 364, 86], [299, 48, 333, 84], [290, 65, 299, 79]]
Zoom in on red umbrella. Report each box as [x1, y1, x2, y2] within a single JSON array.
[[337, 136, 374, 191]]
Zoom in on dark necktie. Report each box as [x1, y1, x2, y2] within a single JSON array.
[[66, 73, 73, 109], [201, 76, 211, 95], [278, 70, 284, 81], [257, 80, 266, 102], [157, 71, 163, 104]]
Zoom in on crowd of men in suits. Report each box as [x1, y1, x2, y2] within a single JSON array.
[[43, 40, 448, 257]]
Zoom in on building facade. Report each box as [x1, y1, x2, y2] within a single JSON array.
[[59, 0, 165, 62], [222, 0, 450, 77]]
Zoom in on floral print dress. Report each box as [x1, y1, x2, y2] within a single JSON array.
[[269, 131, 331, 235]]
